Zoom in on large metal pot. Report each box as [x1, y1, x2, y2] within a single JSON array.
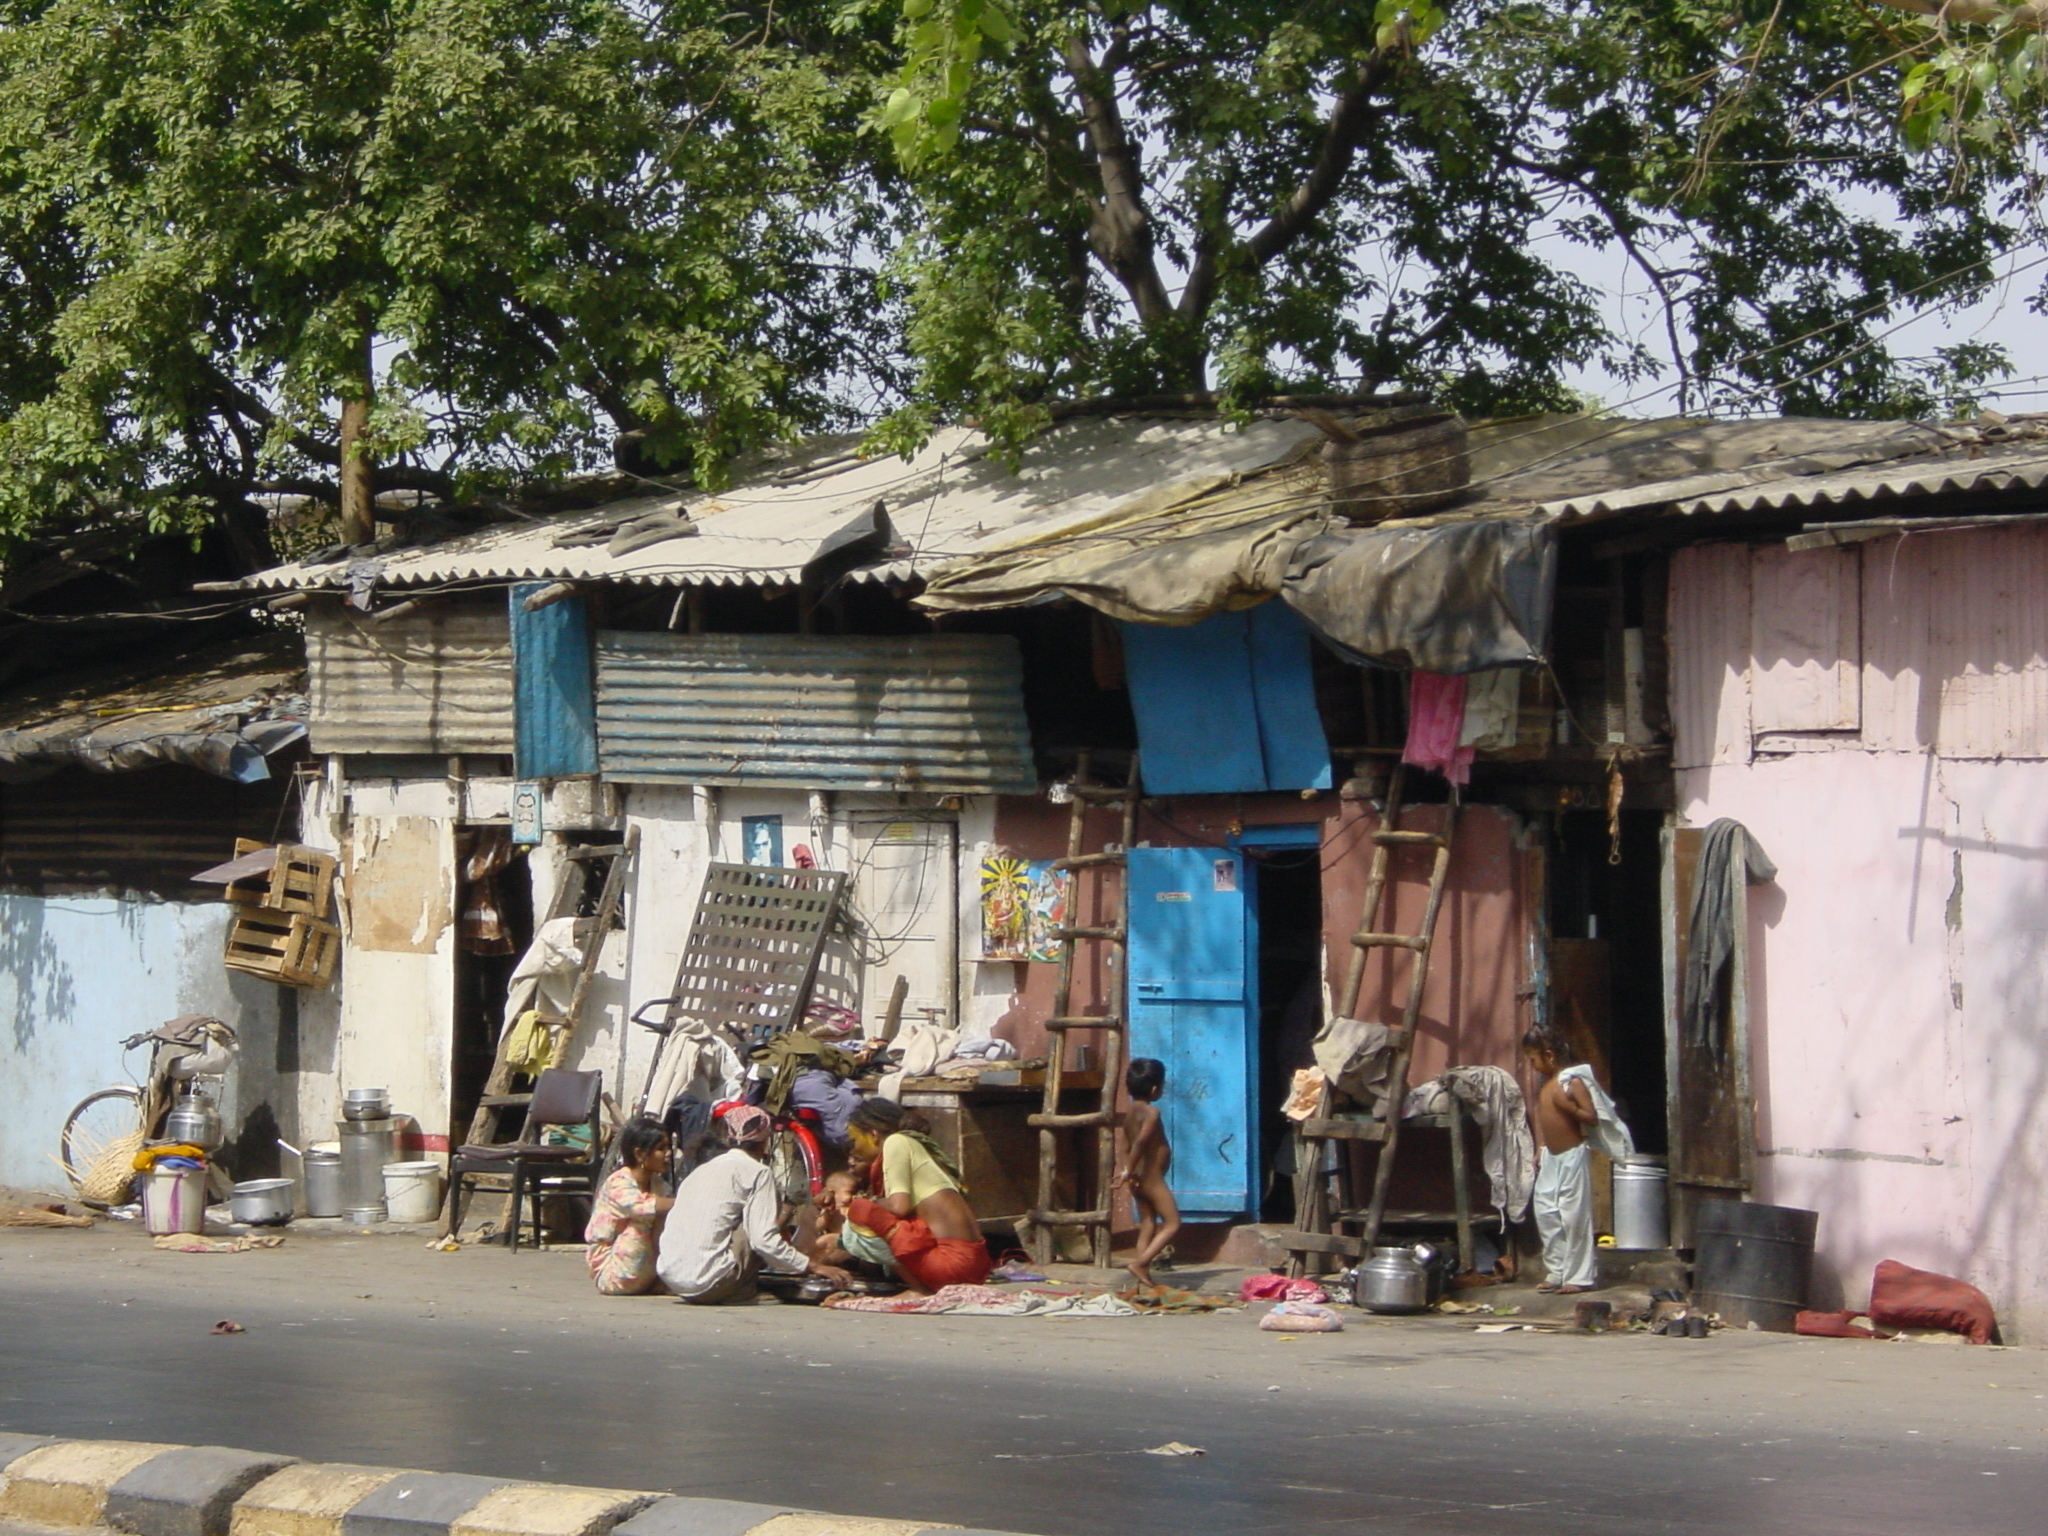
[[229, 1178, 295, 1226], [164, 1091, 224, 1152], [1357, 1245, 1431, 1315]]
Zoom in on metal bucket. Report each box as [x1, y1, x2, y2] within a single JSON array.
[[1693, 1199, 1817, 1333], [338, 1118, 396, 1220], [302, 1150, 345, 1217], [1611, 1157, 1669, 1250]]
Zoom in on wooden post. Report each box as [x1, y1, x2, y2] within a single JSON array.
[[339, 328, 375, 545]]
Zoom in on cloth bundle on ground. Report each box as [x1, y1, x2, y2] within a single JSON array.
[[1401, 1064, 1540, 1223], [823, 1283, 1140, 1317], [1240, 1274, 1329, 1304], [1795, 1310, 1878, 1339], [1258, 1301, 1345, 1333], [1867, 1259, 1999, 1344]]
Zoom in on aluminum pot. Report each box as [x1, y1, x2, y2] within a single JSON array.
[[164, 1092, 224, 1152], [341, 1089, 391, 1122], [229, 1178, 295, 1226], [1357, 1245, 1431, 1315]]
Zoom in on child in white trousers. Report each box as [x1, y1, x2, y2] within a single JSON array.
[[1522, 1026, 1633, 1294]]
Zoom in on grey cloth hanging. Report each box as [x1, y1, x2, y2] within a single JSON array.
[[1681, 819, 1777, 1054]]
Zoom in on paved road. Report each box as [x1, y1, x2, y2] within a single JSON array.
[[1, 1230, 2044, 1535]]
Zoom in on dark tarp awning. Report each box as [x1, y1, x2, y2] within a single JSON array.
[[1281, 518, 1557, 674]]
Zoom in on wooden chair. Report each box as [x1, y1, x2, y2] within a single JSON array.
[[448, 1068, 604, 1250]]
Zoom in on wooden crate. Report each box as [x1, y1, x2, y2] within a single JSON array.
[[225, 905, 340, 989], [223, 839, 336, 918]]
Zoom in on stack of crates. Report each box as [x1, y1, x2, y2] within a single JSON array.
[[221, 839, 341, 989]]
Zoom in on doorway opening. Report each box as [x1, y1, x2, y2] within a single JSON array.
[[450, 828, 535, 1142], [1548, 807, 1666, 1154], [1238, 826, 1325, 1221]]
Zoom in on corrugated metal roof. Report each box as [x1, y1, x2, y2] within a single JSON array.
[[1666, 439, 2048, 520], [594, 631, 1036, 793], [231, 415, 1327, 593], [307, 605, 514, 755]]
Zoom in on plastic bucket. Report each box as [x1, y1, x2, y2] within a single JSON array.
[[143, 1164, 207, 1235], [1611, 1157, 1669, 1250], [382, 1161, 442, 1224], [1692, 1198, 1818, 1333]]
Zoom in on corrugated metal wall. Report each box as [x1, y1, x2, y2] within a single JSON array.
[[307, 604, 515, 755], [595, 631, 1036, 792], [1670, 525, 2048, 763], [510, 584, 598, 779]]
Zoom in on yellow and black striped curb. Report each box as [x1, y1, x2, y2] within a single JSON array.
[[0, 1436, 1035, 1536]]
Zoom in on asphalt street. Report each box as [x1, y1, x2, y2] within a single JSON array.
[[1, 1229, 2044, 1536]]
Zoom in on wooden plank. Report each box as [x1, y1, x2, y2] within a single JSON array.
[[1279, 1228, 1364, 1259], [1299, 1117, 1388, 1142]]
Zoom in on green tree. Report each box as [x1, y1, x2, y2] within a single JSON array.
[[0, 0, 889, 567], [865, 0, 2021, 451]]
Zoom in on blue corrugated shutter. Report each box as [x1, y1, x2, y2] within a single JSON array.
[[1119, 604, 1330, 795], [1128, 846, 1253, 1218], [510, 584, 598, 779]]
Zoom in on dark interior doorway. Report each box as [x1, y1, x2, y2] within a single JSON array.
[[1243, 831, 1324, 1220], [1548, 808, 1666, 1154], [450, 829, 534, 1141]]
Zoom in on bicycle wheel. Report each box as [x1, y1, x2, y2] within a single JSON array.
[[61, 1086, 145, 1204], [767, 1128, 812, 1206]]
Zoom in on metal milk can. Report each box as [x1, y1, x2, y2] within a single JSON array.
[[1358, 1245, 1431, 1314]]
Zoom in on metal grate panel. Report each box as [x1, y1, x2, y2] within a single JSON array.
[[661, 863, 850, 1041]]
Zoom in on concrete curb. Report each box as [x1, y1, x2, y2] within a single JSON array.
[[0, 1441, 1039, 1536]]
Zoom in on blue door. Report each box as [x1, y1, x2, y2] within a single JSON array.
[[1127, 846, 1254, 1218]]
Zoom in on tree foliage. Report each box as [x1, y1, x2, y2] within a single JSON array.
[[0, 0, 888, 565], [863, 0, 2022, 453]]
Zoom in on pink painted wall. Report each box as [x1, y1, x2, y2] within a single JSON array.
[[1670, 527, 2048, 1340]]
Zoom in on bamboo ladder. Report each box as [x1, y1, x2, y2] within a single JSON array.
[[440, 829, 637, 1236], [1025, 752, 1140, 1267], [1287, 765, 1461, 1272]]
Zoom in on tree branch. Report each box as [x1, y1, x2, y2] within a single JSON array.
[[1239, 54, 1393, 277], [1063, 25, 1175, 326]]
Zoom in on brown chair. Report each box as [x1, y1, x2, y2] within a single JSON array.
[[448, 1068, 604, 1250]]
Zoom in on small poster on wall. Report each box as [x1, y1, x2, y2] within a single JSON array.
[[979, 854, 1073, 962]]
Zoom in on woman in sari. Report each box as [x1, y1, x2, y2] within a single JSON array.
[[843, 1098, 991, 1294]]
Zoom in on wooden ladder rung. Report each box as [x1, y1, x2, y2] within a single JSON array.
[[1051, 851, 1125, 870], [1054, 924, 1126, 943], [1351, 931, 1429, 951], [1067, 784, 1134, 804], [477, 1093, 534, 1109], [1028, 1109, 1121, 1130], [1373, 829, 1448, 848], [1028, 1208, 1113, 1226], [1299, 1116, 1389, 1143], [563, 844, 630, 862], [1043, 1015, 1124, 1031]]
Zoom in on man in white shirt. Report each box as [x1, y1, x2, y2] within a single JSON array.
[[656, 1104, 851, 1304]]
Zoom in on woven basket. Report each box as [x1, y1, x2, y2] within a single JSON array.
[[1323, 410, 1470, 523], [78, 1134, 144, 1206]]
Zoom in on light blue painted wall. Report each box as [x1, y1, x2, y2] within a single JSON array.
[[0, 895, 285, 1192]]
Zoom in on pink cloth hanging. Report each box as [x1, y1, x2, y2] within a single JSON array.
[[1403, 671, 1474, 785]]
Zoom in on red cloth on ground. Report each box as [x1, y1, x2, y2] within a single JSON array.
[[1795, 1309, 1876, 1339], [1867, 1258, 1999, 1345], [847, 1196, 992, 1291], [1402, 671, 1474, 785], [1240, 1274, 1329, 1304]]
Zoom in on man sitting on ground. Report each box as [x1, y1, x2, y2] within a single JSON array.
[[655, 1104, 851, 1304]]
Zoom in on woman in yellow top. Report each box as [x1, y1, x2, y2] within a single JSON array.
[[844, 1098, 991, 1294]]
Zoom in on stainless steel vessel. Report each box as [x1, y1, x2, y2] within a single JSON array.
[[1358, 1246, 1431, 1314], [337, 1117, 396, 1220]]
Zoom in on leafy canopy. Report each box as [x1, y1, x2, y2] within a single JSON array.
[[0, 0, 888, 562], [863, 0, 2021, 454]]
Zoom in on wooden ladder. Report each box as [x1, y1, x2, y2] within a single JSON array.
[[440, 829, 636, 1236], [1287, 765, 1460, 1270], [1025, 751, 1139, 1268]]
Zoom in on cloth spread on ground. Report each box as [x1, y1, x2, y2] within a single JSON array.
[[1402, 1065, 1537, 1223], [584, 1166, 661, 1296], [1311, 1016, 1396, 1109], [1681, 819, 1777, 1053], [1240, 1274, 1329, 1304], [788, 1068, 863, 1147], [1457, 667, 1523, 751], [882, 1129, 967, 1199], [152, 1233, 285, 1254], [1119, 1286, 1242, 1314], [824, 1282, 1141, 1317], [1403, 671, 1474, 785], [655, 1147, 805, 1301], [844, 1198, 993, 1292], [1532, 1142, 1595, 1290], [1557, 1063, 1635, 1162]]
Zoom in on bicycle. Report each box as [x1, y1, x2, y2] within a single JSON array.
[[59, 1016, 239, 1206]]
